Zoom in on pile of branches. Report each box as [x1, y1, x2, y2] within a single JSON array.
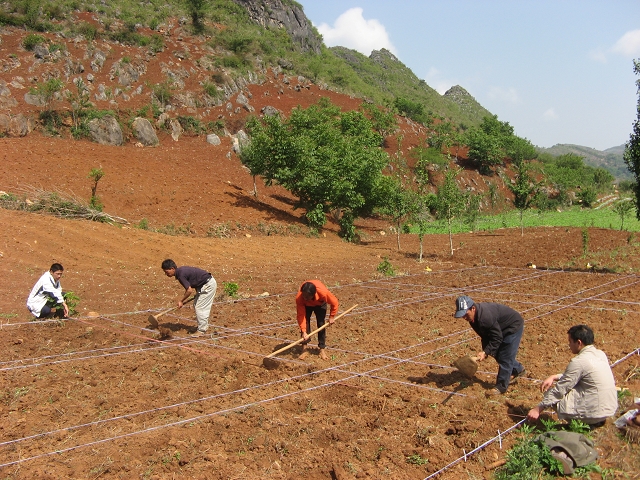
[[0, 186, 128, 225]]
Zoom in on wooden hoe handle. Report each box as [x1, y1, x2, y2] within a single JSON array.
[[265, 304, 358, 358]]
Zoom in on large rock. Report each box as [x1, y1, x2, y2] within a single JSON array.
[[206, 134, 221, 146], [232, 0, 322, 54], [0, 113, 10, 134], [132, 117, 159, 146], [8, 114, 33, 137], [169, 118, 183, 141], [88, 115, 123, 146]]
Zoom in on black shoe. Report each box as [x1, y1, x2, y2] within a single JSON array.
[[511, 368, 526, 381]]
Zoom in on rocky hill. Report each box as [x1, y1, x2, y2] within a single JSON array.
[[537, 143, 631, 181]]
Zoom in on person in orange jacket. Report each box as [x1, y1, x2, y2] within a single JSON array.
[[296, 280, 339, 360]]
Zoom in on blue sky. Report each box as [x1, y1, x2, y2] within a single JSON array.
[[296, 0, 640, 151]]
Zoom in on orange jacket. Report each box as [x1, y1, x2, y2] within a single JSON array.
[[295, 280, 339, 333]]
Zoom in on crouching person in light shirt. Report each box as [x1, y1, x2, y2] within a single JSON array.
[[27, 263, 69, 319]]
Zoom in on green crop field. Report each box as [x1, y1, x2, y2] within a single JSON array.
[[406, 205, 640, 235]]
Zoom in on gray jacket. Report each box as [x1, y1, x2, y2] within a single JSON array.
[[540, 345, 618, 423]]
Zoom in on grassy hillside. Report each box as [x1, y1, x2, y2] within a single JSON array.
[[537, 143, 631, 181], [0, 0, 494, 132]]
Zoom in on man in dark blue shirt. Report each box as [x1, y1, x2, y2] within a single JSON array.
[[162, 259, 217, 336], [454, 295, 526, 396]]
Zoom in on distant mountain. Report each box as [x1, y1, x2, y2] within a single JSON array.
[[536, 144, 632, 181], [330, 47, 492, 128]]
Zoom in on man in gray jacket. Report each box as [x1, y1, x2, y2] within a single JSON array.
[[527, 324, 618, 427]]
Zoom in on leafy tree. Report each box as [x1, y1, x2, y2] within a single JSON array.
[[507, 162, 539, 236], [30, 78, 63, 112], [410, 193, 435, 262], [88, 168, 105, 211], [505, 135, 538, 167], [427, 120, 456, 151], [379, 178, 418, 251], [432, 168, 467, 255], [240, 98, 390, 241], [393, 97, 428, 124], [624, 58, 640, 219], [185, 0, 208, 33], [613, 199, 636, 231], [66, 79, 92, 133], [464, 127, 503, 174], [361, 102, 397, 141]]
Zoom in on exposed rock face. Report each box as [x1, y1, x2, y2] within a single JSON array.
[[8, 114, 33, 137], [444, 85, 484, 114], [132, 118, 159, 146], [88, 116, 123, 146], [232, 0, 322, 54]]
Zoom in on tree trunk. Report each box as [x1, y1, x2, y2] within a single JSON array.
[[396, 219, 401, 251], [448, 218, 454, 256], [252, 176, 258, 197]]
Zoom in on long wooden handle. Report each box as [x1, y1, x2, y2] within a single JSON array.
[[154, 297, 194, 319], [265, 304, 358, 358]]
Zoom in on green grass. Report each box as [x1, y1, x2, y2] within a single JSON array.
[[406, 206, 640, 235]]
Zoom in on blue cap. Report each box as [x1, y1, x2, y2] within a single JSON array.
[[454, 295, 474, 317]]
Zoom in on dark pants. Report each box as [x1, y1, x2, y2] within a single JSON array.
[[38, 305, 65, 319], [302, 303, 328, 349], [494, 326, 525, 393]]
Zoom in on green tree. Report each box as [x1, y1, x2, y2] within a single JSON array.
[[66, 79, 92, 132], [507, 162, 538, 236], [613, 199, 636, 231], [464, 127, 503, 174], [505, 135, 538, 167], [623, 58, 640, 219], [379, 178, 417, 251], [240, 98, 390, 241], [410, 193, 435, 262], [432, 168, 467, 255], [88, 168, 105, 211], [361, 102, 397, 141], [30, 78, 63, 112], [185, 0, 208, 33]]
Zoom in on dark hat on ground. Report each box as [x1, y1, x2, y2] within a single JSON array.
[[454, 295, 474, 317]]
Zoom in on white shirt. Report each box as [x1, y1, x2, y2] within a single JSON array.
[[26, 271, 64, 317]]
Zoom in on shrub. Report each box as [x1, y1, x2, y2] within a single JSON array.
[[223, 282, 239, 299], [376, 257, 396, 277], [23, 33, 45, 51]]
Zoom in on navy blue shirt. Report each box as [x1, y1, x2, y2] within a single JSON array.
[[470, 302, 524, 357], [174, 266, 212, 290]]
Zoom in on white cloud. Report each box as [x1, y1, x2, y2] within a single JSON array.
[[487, 86, 520, 105], [612, 29, 640, 56], [315, 7, 397, 56], [543, 108, 558, 121]]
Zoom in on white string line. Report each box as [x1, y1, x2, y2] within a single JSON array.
[[610, 347, 640, 367], [2, 269, 637, 468], [0, 268, 544, 371], [422, 419, 527, 480]]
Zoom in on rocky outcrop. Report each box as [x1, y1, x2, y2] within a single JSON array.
[[88, 116, 123, 146], [232, 0, 322, 54], [132, 118, 159, 146]]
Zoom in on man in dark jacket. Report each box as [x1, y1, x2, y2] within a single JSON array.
[[454, 295, 526, 396]]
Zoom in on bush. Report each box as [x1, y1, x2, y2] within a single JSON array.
[[223, 282, 239, 298], [376, 257, 396, 277], [22, 33, 45, 51]]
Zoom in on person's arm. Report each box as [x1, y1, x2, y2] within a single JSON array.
[[323, 287, 339, 324], [479, 316, 503, 358], [540, 373, 562, 393], [295, 292, 308, 339], [178, 287, 195, 307]]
